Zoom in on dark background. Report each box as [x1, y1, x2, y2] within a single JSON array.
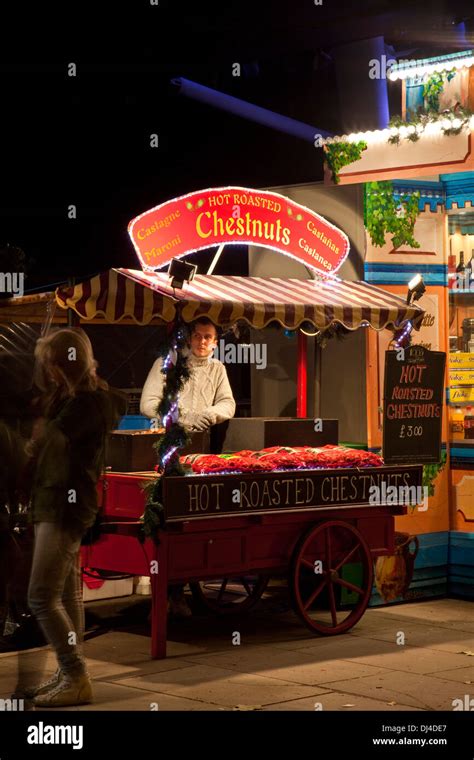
[[1, 0, 474, 290]]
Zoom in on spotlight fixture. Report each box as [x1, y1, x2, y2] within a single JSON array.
[[167, 258, 197, 290], [406, 274, 426, 305]]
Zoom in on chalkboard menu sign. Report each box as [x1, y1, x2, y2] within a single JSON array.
[[383, 345, 446, 464]]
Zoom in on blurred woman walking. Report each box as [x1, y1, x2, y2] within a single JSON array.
[[25, 328, 123, 707]]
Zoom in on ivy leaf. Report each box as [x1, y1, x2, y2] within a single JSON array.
[[325, 141, 367, 184], [366, 180, 421, 250]]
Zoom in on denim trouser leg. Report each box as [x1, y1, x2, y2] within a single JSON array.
[[28, 522, 86, 677], [62, 551, 85, 650]]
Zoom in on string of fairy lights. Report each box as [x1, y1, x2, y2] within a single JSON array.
[[322, 114, 474, 147]]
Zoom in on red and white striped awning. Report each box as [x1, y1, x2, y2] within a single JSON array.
[[55, 267, 424, 331]]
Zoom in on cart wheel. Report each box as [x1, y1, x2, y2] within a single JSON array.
[[290, 520, 373, 635], [190, 576, 269, 615]]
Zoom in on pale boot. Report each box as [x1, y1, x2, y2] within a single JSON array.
[[23, 669, 63, 699], [33, 672, 92, 707]]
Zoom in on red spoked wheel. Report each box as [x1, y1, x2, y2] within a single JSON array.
[[290, 520, 373, 635], [190, 575, 269, 615]]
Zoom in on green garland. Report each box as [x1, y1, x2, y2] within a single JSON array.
[[324, 141, 367, 184], [388, 115, 423, 144], [365, 181, 421, 250], [440, 106, 473, 136], [316, 323, 349, 348], [139, 320, 191, 543], [388, 105, 473, 146]]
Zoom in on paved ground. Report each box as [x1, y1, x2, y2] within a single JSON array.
[[1, 589, 473, 711]]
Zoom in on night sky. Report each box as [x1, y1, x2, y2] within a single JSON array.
[[1, 0, 474, 291]]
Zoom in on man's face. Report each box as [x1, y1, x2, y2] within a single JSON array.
[[190, 323, 218, 358]]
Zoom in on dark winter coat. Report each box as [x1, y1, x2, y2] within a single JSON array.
[[30, 389, 124, 536]]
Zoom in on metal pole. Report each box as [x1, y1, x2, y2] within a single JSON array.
[[297, 330, 308, 418], [314, 343, 322, 420], [207, 244, 225, 275]]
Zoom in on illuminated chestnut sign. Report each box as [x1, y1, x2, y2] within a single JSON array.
[[128, 186, 350, 276]]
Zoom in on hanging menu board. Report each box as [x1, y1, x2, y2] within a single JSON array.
[[383, 345, 446, 464]]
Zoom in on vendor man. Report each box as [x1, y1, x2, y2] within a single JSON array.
[[140, 317, 236, 431], [140, 317, 236, 617]]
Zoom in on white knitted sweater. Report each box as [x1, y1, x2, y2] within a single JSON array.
[[140, 352, 236, 428]]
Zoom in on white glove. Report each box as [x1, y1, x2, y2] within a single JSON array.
[[185, 410, 217, 432]]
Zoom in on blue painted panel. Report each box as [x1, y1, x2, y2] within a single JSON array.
[[364, 263, 446, 286], [450, 448, 474, 458], [412, 568, 448, 581], [410, 575, 448, 587], [418, 531, 450, 547], [449, 444, 474, 469], [393, 180, 445, 191], [440, 172, 474, 183], [441, 172, 474, 210], [448, 532, 474, 598], [417, 547, 449, 567], [450, 532, 474, 562], [416, 535, 449, 569], [405, 82, 424, 121], [450, 530, 474, 546]]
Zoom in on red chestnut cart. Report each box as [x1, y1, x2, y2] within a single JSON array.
[[82, 462, 422, 659]]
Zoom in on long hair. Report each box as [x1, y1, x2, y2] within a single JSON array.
[[34, 328, 107, 416]]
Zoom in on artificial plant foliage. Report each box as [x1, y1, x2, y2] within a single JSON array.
[[365, 181, 421, 250], [422, 68, 456, 112], [139, 319, 191, 543], [440, 105, 473, 135], [388, 114, 423, 145], [422, 451, 447, 498], [324, 141, 367, 184]]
